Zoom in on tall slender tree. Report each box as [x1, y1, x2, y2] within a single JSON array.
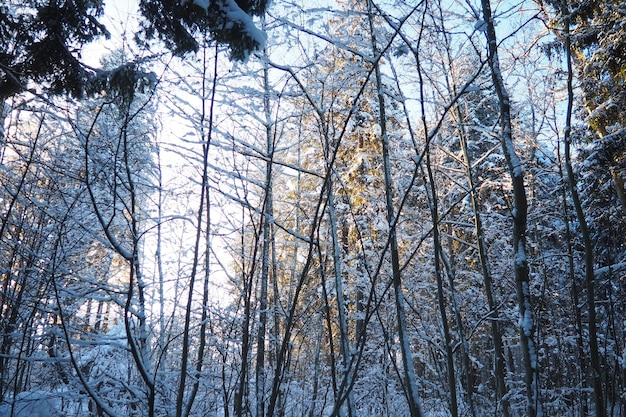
[[479, 0, 541, 415]]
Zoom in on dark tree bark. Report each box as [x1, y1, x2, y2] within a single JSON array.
[[479, 0, 541, 415]]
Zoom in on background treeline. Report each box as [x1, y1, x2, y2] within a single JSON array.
[[0, 0, 625, 416]]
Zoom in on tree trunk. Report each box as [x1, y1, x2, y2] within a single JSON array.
[[424, 148, 459, 417], [256, 40, 274, 417], [457, 106, 510, 417], [327, 179, 356, 417], [479, 1, 541, 415], [562, 9, 605, 416], [366, 2, 424, 415]]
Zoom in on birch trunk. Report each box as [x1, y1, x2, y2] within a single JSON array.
[[255, 39, 273, 417]]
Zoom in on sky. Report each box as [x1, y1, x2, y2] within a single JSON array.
[[82, 0, 140, 68]]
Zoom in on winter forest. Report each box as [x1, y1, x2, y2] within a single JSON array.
[[1, 0, 626, 416]]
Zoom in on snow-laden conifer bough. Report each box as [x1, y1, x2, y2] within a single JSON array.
[[137, 0, 269, 61], [0, 0, 270, 100]]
